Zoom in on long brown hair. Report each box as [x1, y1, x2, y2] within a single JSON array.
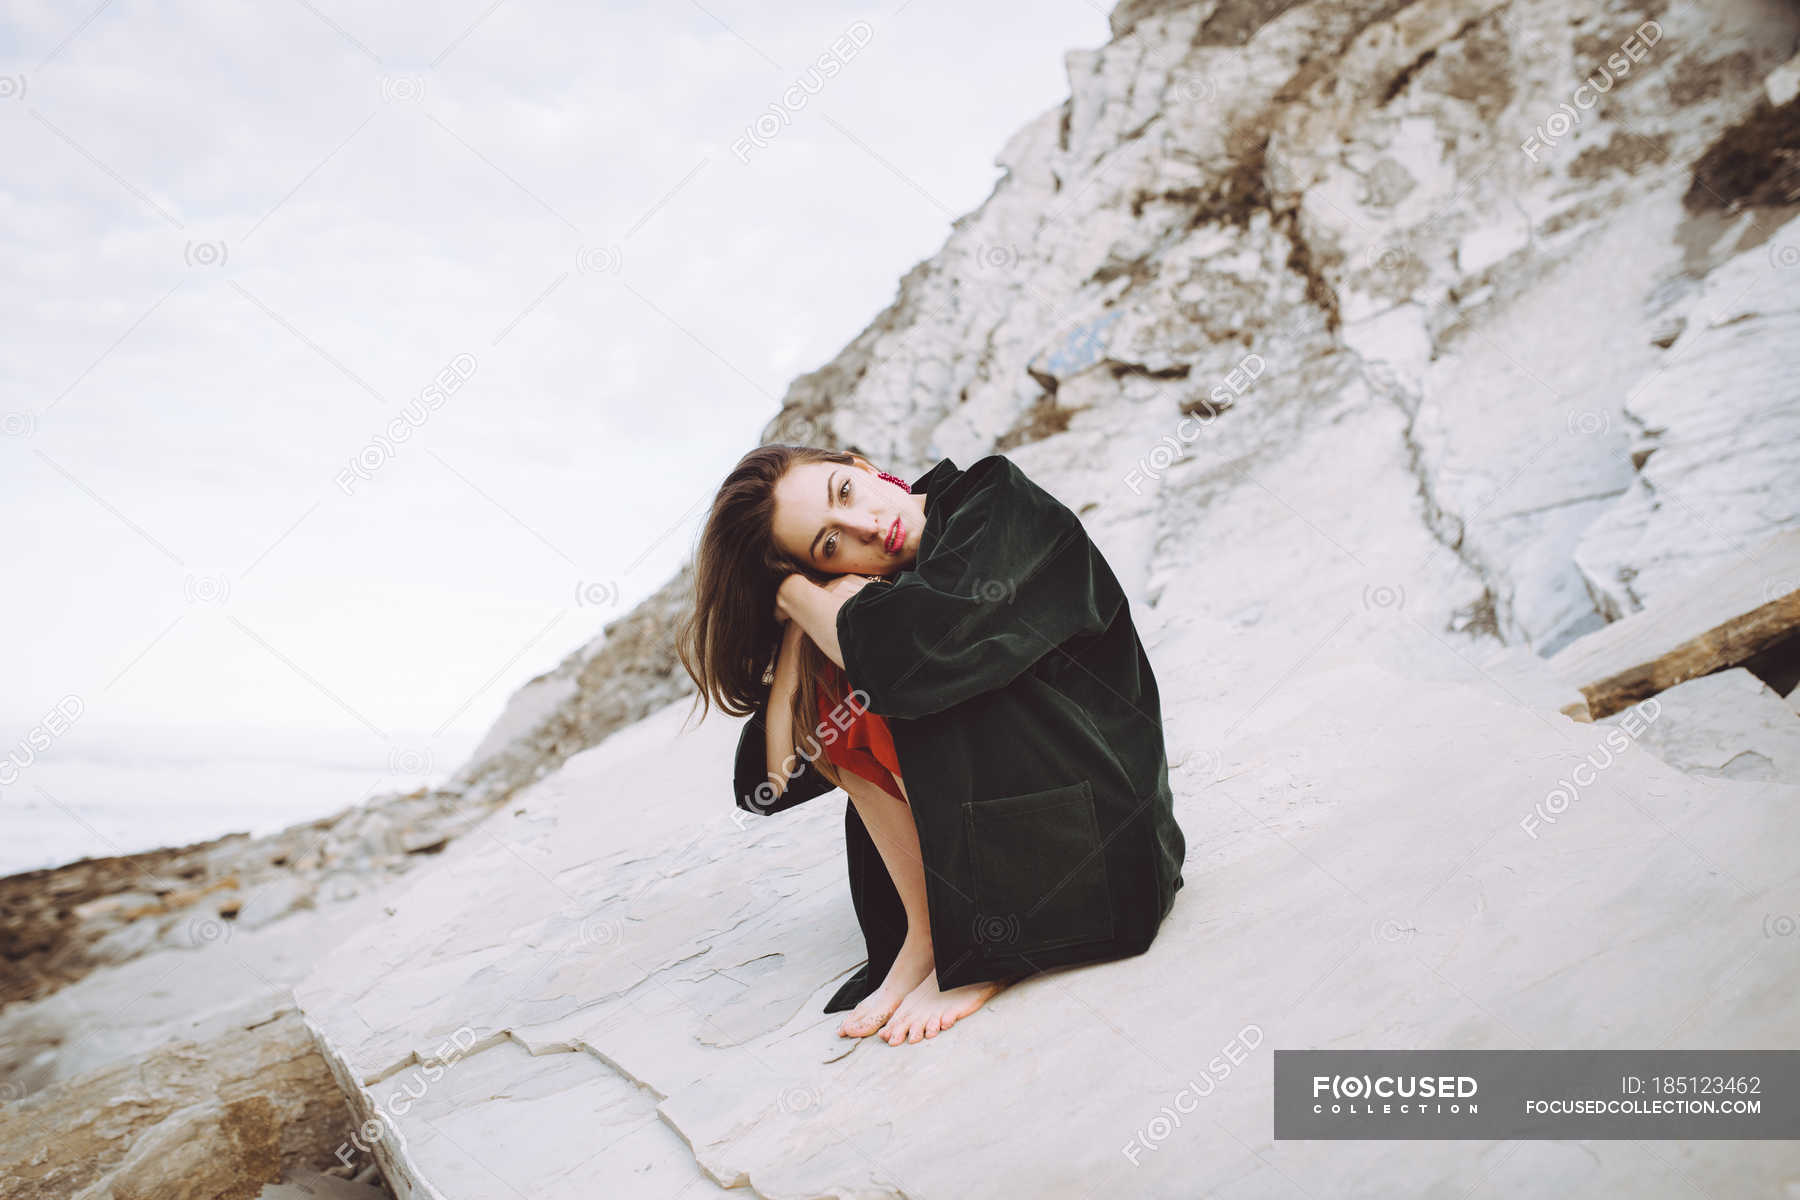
[[675, 443, 889, 791]]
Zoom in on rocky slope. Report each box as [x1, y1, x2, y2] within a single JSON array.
[[455, 0, 1800, 804]]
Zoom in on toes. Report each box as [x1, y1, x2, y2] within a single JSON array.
[[924, 1014, 942, 1038]]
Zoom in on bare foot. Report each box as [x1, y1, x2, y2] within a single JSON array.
[[838, 935, 935, 1038], [877, 969, 1005, 1045]]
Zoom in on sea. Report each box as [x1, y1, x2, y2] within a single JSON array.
[[1, 718, 478, 878]]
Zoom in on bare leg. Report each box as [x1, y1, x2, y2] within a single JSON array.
[[839, 772, 1008, 1045], [835, 769, 935, 1037], [875, 774, 1007, 1044]]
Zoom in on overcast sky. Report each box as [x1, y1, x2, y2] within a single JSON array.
[[1, 1, 1109, 777]]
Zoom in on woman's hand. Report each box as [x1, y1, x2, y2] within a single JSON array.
[[823, 573, 875, 600], [773, 572, 875, 673], [775, 572, 871, 625]]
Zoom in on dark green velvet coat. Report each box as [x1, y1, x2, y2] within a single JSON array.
[[733, 452, 1186, 1012]]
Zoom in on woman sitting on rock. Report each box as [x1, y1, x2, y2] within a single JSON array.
[[677, 444, 1187, 1046]]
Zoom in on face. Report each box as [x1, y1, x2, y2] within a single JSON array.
[[770, 457, 928, 576]]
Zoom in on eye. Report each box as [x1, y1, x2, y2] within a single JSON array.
[[823, 476, 851, 557]]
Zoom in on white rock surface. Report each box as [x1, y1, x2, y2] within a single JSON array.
[[1601, 667, 1800, 782], [294, 648, 1800, 1198], [1573, 210, 1800, 620]]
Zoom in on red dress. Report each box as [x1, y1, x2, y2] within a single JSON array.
[[815, 666, 905, 801]]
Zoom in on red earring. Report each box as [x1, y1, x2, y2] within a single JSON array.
[[877, 470, 911, 493]]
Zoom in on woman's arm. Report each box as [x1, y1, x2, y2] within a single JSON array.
[[762, 619, 807, 800], [776, 574, 871, 672]]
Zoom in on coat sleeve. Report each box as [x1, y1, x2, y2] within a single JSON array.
[[732, 682, 837, 815], [834, 454, 1125, 720]]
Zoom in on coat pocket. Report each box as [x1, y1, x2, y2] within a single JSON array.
[[963, 779, 1115, 956]]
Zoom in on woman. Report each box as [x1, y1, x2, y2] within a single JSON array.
[[677, 445, 1187, 1047]]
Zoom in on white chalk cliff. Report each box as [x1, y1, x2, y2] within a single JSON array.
[[292, 0, 1800, 1195]]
